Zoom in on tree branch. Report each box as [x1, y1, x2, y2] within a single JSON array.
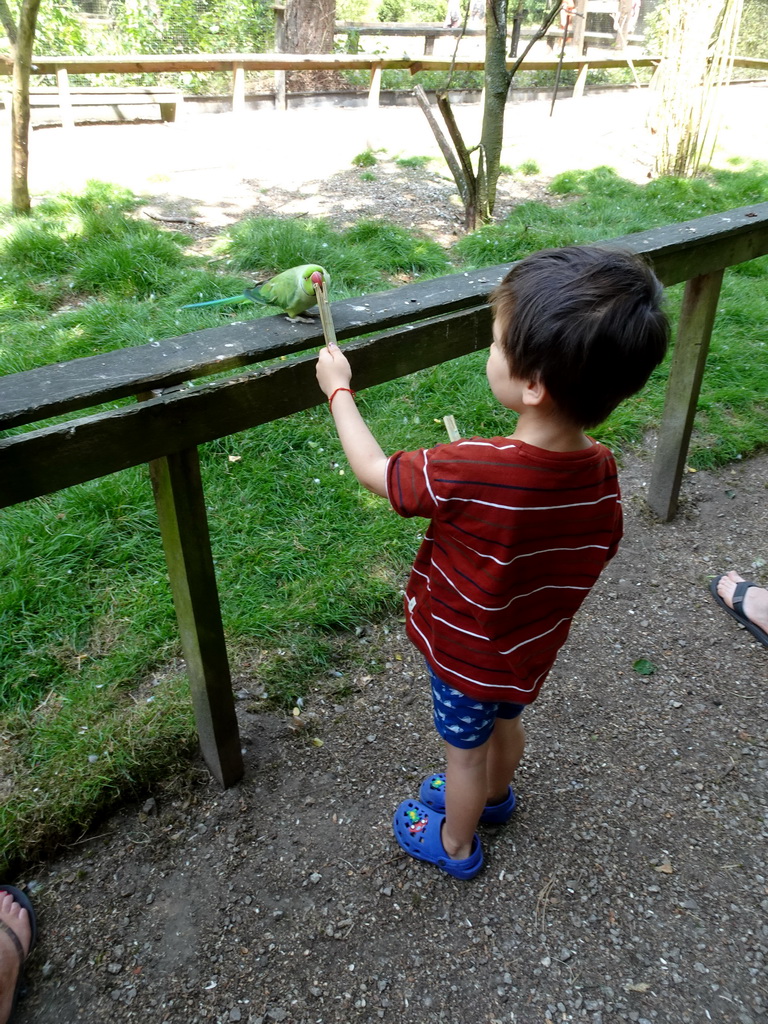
[[436, 91, 476, 193], [508, 0, 562, 79], [413, 84, 469, 203]]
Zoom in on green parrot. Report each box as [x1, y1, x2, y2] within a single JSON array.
[[180, 264, 330, 322]]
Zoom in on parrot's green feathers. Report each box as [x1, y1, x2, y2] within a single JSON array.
[[180, 294, 248, 309], [181, 264, 330, 319], [245, 263, 329, 318]]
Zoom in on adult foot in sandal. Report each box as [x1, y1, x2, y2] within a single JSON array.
[[393, 800, 484, 879], [711, 571, 768, 648], [0, 886, 36, 1024]]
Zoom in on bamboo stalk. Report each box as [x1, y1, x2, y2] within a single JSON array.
[[650, 0, 743, 178]]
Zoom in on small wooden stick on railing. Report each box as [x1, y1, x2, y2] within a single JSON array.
[[443, 414, 460, 441]]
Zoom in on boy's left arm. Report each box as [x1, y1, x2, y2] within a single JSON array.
[[316, 343, 389, 498]]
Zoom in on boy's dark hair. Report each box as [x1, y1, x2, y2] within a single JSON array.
[[489, 245, 669, 428]]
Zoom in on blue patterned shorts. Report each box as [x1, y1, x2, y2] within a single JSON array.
[[427, 662, 524, 749]]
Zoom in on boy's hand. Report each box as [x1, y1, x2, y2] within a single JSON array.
[[316, 342, 352, 397], [315, 341, 388, 498]]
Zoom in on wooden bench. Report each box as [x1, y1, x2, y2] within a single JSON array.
[[0, 85, 183, 129]]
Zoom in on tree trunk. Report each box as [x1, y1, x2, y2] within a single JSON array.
[[416, 0, 560, 230], [283, 0, 340, 93], [477, 0, 511, 224], [0, 0, 42, 215]]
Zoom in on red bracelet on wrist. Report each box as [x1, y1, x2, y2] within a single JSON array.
[[328, 387, 356, 410]]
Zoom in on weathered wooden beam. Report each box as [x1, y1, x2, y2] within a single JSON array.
[[647, 270, 724, 521], [232, 63, 245, 113], [55, 66, 73, 130], [729, 56, 768, 70], [2, 203, 767, 432], [4, 51, 760, 80], [334, 22, 486, 38], [149, 446, 243, 787], [572, 0, 587, 54], [0, 268, 503, 429], [614, 206, 768, 286], [572, 61, 589, 99], [0, 52, 663, 77], [368, 62, 382, 108], [273, 5, 287, 111], [0, 307, 492, 507]]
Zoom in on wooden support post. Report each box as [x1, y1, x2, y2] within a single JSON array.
[[56, 66, 74, 130], [573, 0, 587, 55], [647, 269, 724, 522], [366, 63, 383, 150], [368, 62, 382, 109], [572, 61, 589, 98], [275, 70, 287, 111], [232, 63, 245, 113], [424, 33, 435, 55], [273, 4, 287, 111], [149, 447, 244, 788]]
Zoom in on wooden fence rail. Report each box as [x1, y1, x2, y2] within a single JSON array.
[[1, 52, 764, 117], [332, 19, 645, 54], [0, 51, 664, 119], [1, 203, 767, 784]]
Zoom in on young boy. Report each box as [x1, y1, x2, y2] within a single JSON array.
[[315, 245, 669, 880]]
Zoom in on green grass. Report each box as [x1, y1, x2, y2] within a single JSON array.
[[2, 162, 768, 871], [352, 148, 378, 168], [396, 155, 433, 169], [515, 159, 541, 176]]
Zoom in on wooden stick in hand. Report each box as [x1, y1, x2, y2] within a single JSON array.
[[312, 271, 337, 349]]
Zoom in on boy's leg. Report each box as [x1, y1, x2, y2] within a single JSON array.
[[442, 739, 490, 861], [486, 715, 525, 805]]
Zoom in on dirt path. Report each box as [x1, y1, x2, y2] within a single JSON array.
[[3, 83, 767, 234], [13, 450, 768, 1024]]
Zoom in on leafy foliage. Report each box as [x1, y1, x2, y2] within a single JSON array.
[[25, 0, 275, 90], [109, 0, 274, 55], [352, 149, 379, 167], [26, 0, 89, 53], [378, 0, 407, 19], [341, 0, 448, 16]]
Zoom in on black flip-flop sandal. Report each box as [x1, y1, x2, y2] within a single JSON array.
[[709, 576, 768, 649], [0, 885, 37, 1023]]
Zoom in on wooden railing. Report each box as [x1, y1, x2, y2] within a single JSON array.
[[1, 204, 767, 785], [0, 51, 664, 114], [332, 19, 645, 54], [1, 51, 764, 115]]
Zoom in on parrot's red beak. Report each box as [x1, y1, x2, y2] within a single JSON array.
[[311, 272, 323, 285]]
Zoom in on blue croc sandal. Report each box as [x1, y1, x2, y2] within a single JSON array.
[[392, 799, 484, 880], [419, 773, 517, 825], [0, 885, 37, 1024]]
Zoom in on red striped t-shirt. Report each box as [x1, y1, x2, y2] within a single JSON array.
[[386, 436, 623, 703]]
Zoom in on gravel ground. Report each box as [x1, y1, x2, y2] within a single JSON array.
[[12, 456, 768, 1024], [6, 90, 768, 1024]]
